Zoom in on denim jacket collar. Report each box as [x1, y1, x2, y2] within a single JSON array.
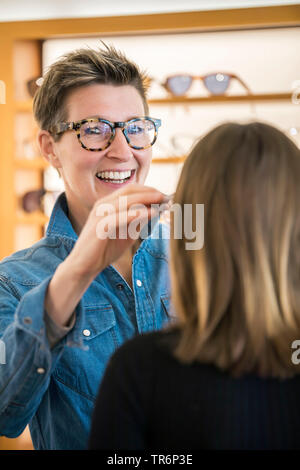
[[46, 193, 77, 242]]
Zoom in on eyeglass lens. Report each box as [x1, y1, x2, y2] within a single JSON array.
[[166, 76, 193, 96], [203, 73, 230, 95], [80, 119, 156, 149]]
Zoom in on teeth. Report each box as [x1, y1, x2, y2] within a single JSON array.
[[96, 170, 132, 180]]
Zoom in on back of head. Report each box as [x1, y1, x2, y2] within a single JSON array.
[[33, 43, 149, 138], [171, 121, 300, 378]]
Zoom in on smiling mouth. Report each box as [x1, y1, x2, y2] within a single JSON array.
[[95, 169, 135, 184]]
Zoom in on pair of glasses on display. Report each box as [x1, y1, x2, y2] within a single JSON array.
[[155, 134, 198, 158], [21, 189, 45, 213], [21, 189, 61, 214], [157, 72, 251, 97], [50, 117, 162, 152]]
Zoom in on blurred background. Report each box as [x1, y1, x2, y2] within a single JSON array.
[[0, 0, 299, 450]]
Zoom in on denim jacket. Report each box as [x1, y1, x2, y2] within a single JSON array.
[[0, 193, 171, 449]]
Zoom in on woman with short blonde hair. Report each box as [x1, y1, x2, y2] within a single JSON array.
[[0, 44, 169, 450]]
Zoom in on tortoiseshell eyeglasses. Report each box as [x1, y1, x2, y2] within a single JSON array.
[[50, 116, 162, 151]]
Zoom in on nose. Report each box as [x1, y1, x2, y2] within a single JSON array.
[[105, 128, 133, 161]]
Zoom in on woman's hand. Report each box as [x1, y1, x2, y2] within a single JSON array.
[[45, 184, 165, 327], [67, 183, 164, 278]]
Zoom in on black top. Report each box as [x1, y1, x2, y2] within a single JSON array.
[[89, 329, 300, 450]]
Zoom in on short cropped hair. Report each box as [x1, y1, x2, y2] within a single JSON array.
[[33, 43, 149, 140], [171, 121, 300, 379]]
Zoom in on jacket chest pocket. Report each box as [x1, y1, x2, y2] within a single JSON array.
[[53, 304, 118, 401], [82, 304, 117, 341]]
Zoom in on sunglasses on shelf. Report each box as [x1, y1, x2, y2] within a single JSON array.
[[159, 72, 251, 97], [155, 133, 198, 157], [21, 189, 46, 213]]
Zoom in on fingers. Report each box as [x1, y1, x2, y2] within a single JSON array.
[[95, 183, 164, 204], [94, 187, 165, 216], [95, 206, 159, 241], [112, 183, 160, 198]]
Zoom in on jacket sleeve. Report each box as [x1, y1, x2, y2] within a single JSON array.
[[0, 274, 84, 438]]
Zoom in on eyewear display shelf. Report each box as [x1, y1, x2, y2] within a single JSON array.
[[13, 40, 46, 253], [0, 4, 299, 451]]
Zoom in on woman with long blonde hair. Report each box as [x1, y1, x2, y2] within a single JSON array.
[[89, 121, 300, 450]]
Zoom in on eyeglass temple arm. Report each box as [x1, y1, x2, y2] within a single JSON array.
[[231, 74, 252, 95], [51, 122, 75, 134]]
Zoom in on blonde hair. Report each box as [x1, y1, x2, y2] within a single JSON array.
[[33, 43, 149, 139], [170, 121, 300, 378]]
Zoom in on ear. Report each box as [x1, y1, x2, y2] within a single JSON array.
[[38, 130, 62, 169]]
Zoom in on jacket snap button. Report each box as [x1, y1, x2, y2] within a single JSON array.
[[83, 329, 91, 337], [136, 279, 142, 287]]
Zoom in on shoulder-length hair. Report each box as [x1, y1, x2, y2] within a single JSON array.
[[170, 121, 300, 378]]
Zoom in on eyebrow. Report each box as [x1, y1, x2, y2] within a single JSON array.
[[73, 115, 103, 121], [87, 115, 102, 119], [76, 115, 142, 122]]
